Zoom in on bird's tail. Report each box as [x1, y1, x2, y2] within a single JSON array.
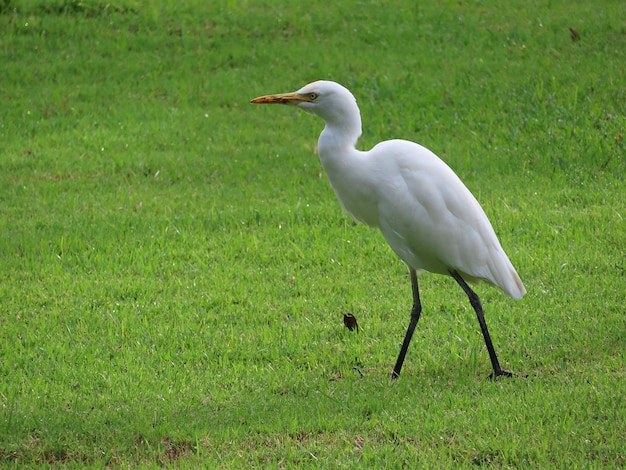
[[489, 253, 526, 300], [503, 266, 526, 300]]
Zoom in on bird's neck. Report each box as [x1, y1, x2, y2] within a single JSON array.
[[315, 115, 379, 228], [317, 113, 362, 161]]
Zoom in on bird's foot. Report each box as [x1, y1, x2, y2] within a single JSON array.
[[391, 371, 400, 380], [488, 369, 522, 380]]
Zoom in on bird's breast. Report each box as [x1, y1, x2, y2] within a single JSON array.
[[317, 148, 381, 228]]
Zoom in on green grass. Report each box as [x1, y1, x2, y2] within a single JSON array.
[[1, 0, 625, 466]]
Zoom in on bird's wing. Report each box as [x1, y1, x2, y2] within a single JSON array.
[[372, 140, 524, 298]]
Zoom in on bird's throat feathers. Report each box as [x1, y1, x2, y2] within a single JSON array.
[[318, 122, 362, 158], [317, 104, 362, 155]]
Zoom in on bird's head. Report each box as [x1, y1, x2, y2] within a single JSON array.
[[251, 80, 360, 127]]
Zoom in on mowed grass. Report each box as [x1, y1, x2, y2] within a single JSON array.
[[1, 0, 625, 466]]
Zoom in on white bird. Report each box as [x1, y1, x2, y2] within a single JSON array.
[[251, 80, 526, 379]]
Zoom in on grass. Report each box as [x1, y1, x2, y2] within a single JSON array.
[[1, 0, 625, 466]]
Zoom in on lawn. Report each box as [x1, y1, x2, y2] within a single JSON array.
[[1, 0, 625, 467]]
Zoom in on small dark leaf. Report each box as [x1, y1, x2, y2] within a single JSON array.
[[343, 313, 359, 332]]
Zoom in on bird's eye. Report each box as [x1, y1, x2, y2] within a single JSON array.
[[308, 93, 318, 100]]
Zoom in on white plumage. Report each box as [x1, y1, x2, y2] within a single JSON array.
[[252, 80, 525, 378]]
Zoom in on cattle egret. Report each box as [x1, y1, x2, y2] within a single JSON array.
[[251, 80, 525, 379]]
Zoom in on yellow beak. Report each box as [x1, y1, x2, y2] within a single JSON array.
[[250, 92, 313, 105]]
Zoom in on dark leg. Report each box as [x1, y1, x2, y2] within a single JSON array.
[[449, 270, 513, 379], [391, 269, 421, 379]]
